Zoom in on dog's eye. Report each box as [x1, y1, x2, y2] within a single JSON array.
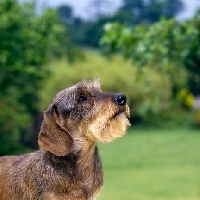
[[78, 95, 87, 103]]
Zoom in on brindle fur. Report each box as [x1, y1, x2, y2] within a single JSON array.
[[0, 79, 130, 200]]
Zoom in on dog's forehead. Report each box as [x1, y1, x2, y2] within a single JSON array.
[[52, 79, 101, 103]]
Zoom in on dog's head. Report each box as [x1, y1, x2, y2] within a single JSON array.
[[38, 79, 130, 156]]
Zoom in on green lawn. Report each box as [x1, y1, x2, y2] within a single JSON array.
[[97, 127, 200, 200]]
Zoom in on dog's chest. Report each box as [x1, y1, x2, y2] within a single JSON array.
[[42, 150, 103, 200], [43, 171, 103, 200]]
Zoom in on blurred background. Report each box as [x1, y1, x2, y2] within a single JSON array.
[[0, 0, 200, 199]]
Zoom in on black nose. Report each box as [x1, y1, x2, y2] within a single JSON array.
[[114, 94, 126, 106]]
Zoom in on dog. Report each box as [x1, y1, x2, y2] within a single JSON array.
[[0, 79, 130, 200]]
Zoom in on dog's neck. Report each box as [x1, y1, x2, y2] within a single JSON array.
[[73, 142, 103, 198], [40, 142, 103, 198], [74, 138, 96, 161], [42, 139, 102, 181], [41, 141, 103, 197]]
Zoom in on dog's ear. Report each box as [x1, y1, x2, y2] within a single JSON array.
[[38, 104, 74, 156]]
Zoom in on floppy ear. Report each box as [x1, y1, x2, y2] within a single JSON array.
[[38, 104, 74, 156]]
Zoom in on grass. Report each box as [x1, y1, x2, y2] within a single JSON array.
[[97, 127, 200, 200]]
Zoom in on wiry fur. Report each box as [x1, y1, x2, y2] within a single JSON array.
[[0, 79, 130, 200]]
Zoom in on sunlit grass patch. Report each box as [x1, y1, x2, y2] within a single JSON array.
[[97, 128, 200, 200]]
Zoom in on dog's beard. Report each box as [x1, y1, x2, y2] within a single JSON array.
[[88, 105, 130, 143]]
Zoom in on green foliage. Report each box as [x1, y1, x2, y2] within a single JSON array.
[[101, 19, 189, 68], [0, 0, 66, 154], [39, 52, 172, 124], [100, 13, 200, 95], [184, 10, 200, 95]]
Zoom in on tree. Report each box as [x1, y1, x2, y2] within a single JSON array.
[[88, 0, 111, 20], [0, 0, 66, 154], [162, 0, 185, 18], [184, 9, 200, 95], [83, 16, 115, 47], [113, 0, 184, 25], [100, 11, 200, 119], [55, 0, 185, 49], [57, 5, 74, 24]]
